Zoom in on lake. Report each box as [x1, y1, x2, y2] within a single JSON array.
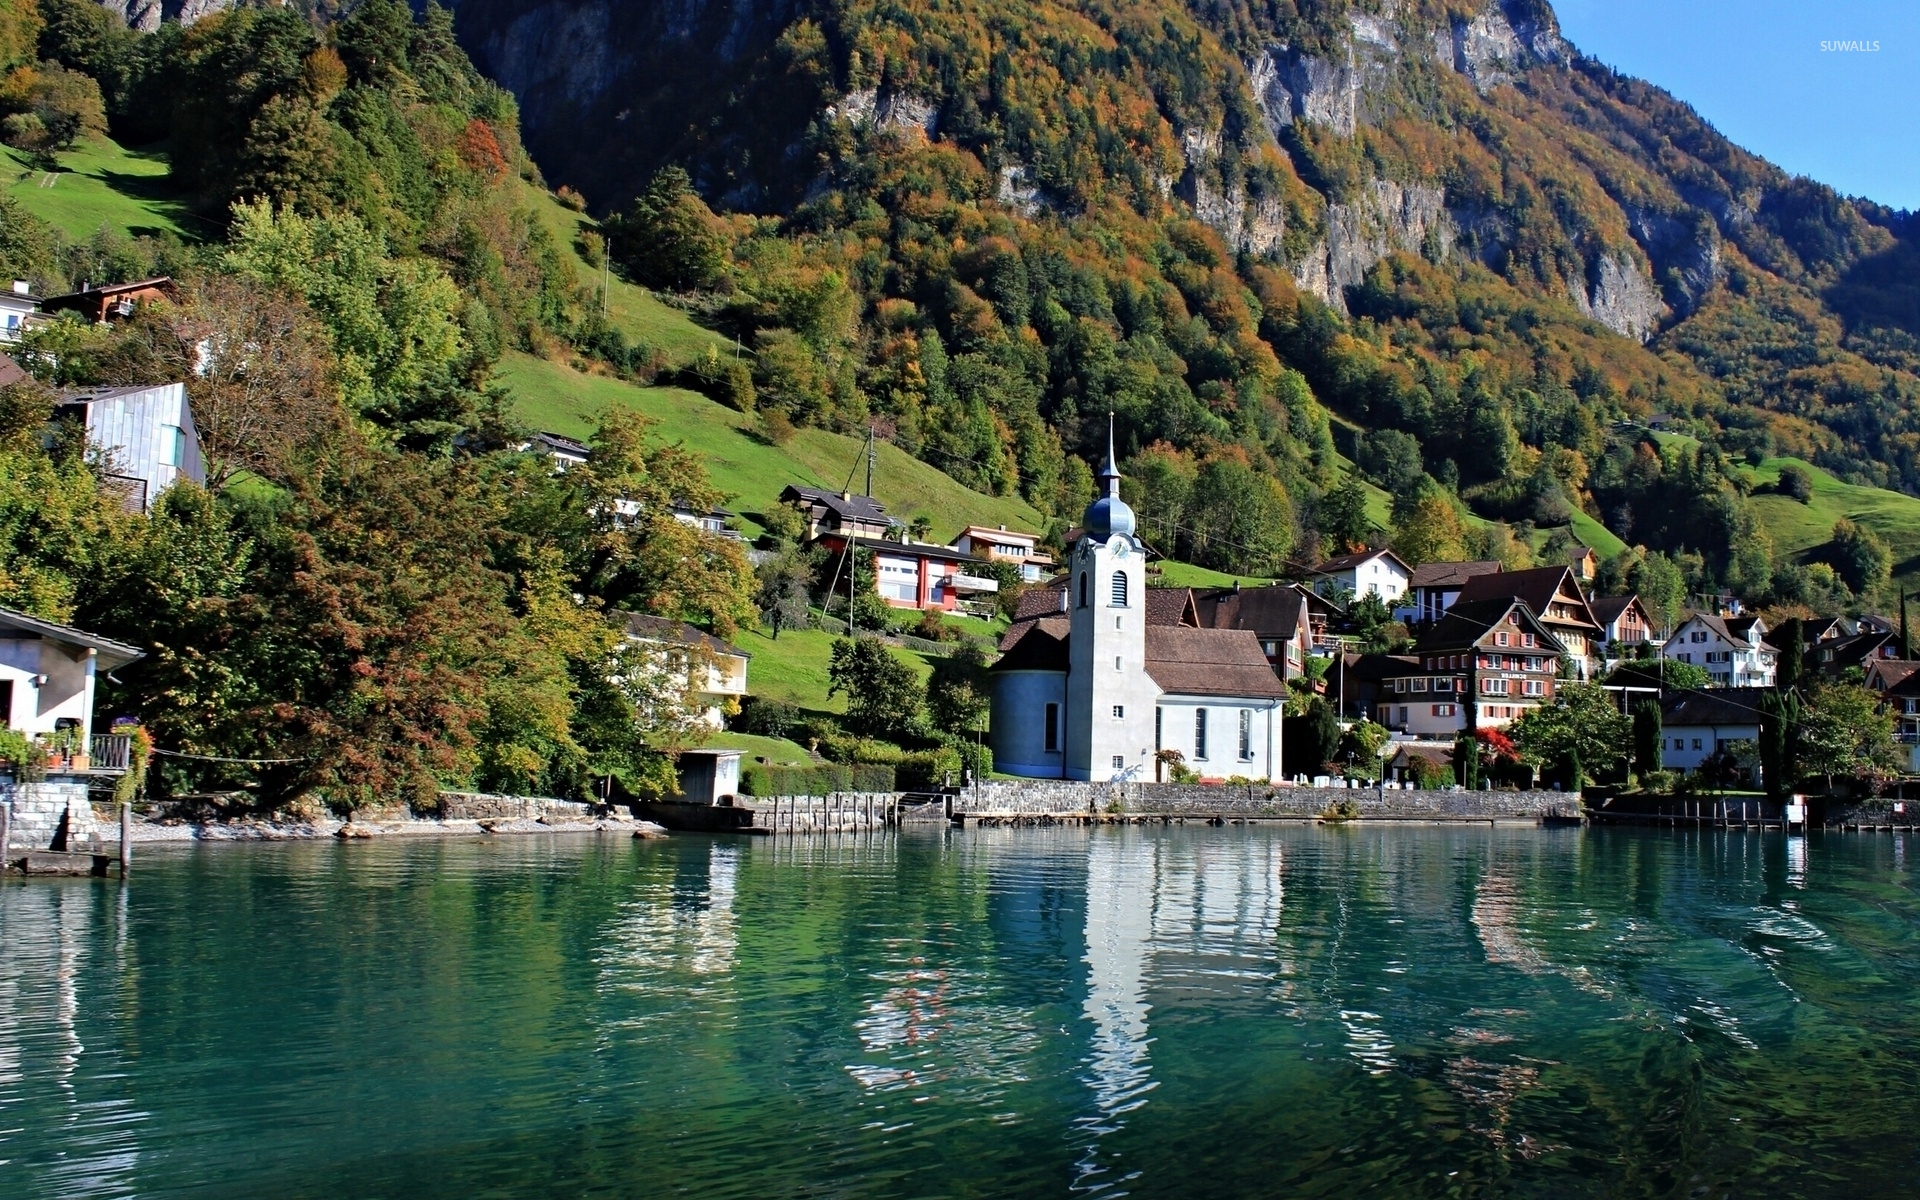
[[2, 825, 1917, 1198]]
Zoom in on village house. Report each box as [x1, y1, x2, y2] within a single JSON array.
[[56, 382, 204, 512], [1663, 613, 1777, 688], [0, 606, 143, 751], [522, 431, 591, 470], [1658, 688, 1768, 780], [1590, 595, 1657, 669], [1808, 627, 1901, 681], [779, 485, 899, 541], [1311, 548, 1411, 605], [1188, 582, 1329, 680], [1454, 565, 1604, 679], [1866, 659, 1920, 772], [1395, 560, 1502, 625], [988, 443, 1286, 782], [0, 280, 41, 342], [622, 614, 749, 729], [950, 525, 1056, 582], [41, 276, 175, 324], [1374, 599, 1566, 736], [670, 500, 742, 540]]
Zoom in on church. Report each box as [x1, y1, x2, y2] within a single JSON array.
[[988, 439, 1288, 782]]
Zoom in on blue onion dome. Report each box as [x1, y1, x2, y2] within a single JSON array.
[[1082, 419, 1135, 539]]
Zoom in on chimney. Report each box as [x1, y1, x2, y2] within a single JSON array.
[[10, 280, 27, 295], [841, 491, 851, 502], [1233, 580, 1241, 594], [997, 524, 1006, 531], [1058, 588, 1068, 613]]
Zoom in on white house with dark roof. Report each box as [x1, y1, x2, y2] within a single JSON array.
[[1663, 613, 1776, 688], [622, 613, 749, 729], [779, 485, 900, 541], [988, 437, 1286, 782], [1311, 548, 1411, 605], [1659, 688, 1768, 778]]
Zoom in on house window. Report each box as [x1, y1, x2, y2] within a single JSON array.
[[1673, 737, 1684, 751], [1112, 755, 1125, 770], [1079, 573, 1089, 608], [1432, 704, 1454, 717], [1112, 705, 1125, 719], [1195, 709, 1209, 760], [1691, 631, 1707, 643], [1524, 680, 1544, 696], [1523, 634, 1536, 648], [1411, 678, 1427, 692], [1496, 632, 1509, 647], [162, 424, 186, 467], [1239, 709, 1253, 759], [1692, 738, 1703, 751], [1111, 572, 1129, 607], [1481, 678, 1507, 695], [1044, 704, 1059, 752], [1115, 656, 1122, 672]]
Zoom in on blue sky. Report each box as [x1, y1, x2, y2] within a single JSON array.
[[1553, 0, 1920, 210]]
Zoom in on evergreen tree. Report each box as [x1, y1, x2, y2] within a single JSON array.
[[1775, 617, 1805, 692], [1632, 699, 1663, 780]]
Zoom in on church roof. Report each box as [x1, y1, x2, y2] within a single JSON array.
[[1144, 627, 1287, 699], [1146, 587, 1199, 627], [993, 616, 1070, 671], [1191, 584, 1309, 637]]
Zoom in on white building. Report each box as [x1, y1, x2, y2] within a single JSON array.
[[1659, 688, 1767, 778], [1394, 560, 1502, 624], [0, 280, 40, 343], [623, 614, 749, 729], [0, 606, 143, 746], [951, 524, 1055, 582], [988, 440, 1286, 782], [1312, 548, 1411, 606], [1662, 613, 1777, 688], [56, 382, 204, 512]]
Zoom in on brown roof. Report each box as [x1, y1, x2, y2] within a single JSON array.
[[994, 616, 1070, 671], [622, 613, 746, 658], [1680, 611, 1775, 652], [1408, 560, 1502, 589], [1011, 583, 1069, 621], [1191, 584, 1308, 638], [1144, 627, 1287, 699], [1588, 595, 1640, 627], [1455, 565, 1599, 632], [1411, 598, 1565, 656], [1868, 659, 1920, 696], [0, 354, 26, 388], [1145, 587, 1199, 627]]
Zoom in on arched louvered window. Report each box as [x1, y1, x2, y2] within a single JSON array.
[[1078, 572, 1089, 608], [1111, 571, 1129, 608]]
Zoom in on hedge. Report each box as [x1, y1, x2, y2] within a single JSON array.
[[740, 763, 897, 797]]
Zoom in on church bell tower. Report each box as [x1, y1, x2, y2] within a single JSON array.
[[1064, 420, 1157, 782]]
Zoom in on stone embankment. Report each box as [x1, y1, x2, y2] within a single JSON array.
[[953, 780, 1577, 824]]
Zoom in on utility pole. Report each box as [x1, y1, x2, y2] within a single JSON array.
[[865, 425, 876, 498]]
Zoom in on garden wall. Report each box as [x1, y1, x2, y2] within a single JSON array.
[[956, 780, 1577, 822]]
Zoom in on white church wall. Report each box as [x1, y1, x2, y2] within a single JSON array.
[[1155, 697, 1280, 783], [989, 669, 1069, 778]]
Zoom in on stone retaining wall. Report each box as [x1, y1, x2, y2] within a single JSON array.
[[2, 775, 101, 849], [437, 792, 596, 822], [957, 780, 1576, 821]]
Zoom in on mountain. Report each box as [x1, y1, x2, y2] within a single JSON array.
[[37, 0, 1920, 604]]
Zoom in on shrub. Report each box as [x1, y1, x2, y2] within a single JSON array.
[[1777, 464, 1814, 503], [733, 696, 799, 740], [739, 761, 897, 796]]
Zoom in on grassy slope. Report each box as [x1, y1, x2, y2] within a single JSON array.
[[495, 351, 1047, 539], [2, 136, 202, 242], [519, 181, 737, 364], [1741, 457, 1920, 589], [704, 730, 814, 765], [732, 623, 937, 713]]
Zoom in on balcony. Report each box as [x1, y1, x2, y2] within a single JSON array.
[[947, 574, 1000, 594]]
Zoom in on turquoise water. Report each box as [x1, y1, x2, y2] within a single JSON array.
[[2, 826, 1919, 1198]]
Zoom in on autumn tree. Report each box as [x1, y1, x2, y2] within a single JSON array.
[[163, 274, 344, 488], [1391, 483, 1468, 565], [605, 166, 731, 292]]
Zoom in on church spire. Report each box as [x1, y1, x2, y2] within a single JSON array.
[[1099, 412, 1121, 498], [1082, 412, 1135, 539]]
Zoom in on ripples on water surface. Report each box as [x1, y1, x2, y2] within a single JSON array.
[[3, 826, 1919, 1198]]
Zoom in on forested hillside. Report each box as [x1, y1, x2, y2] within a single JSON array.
[[430, 0, 1920, 607]]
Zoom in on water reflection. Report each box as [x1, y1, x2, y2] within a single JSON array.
[[3, 828, 1920, 1199]]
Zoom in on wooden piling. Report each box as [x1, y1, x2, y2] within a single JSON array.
[[0, 799, 10, 862], [119, 802, 131, 877]]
